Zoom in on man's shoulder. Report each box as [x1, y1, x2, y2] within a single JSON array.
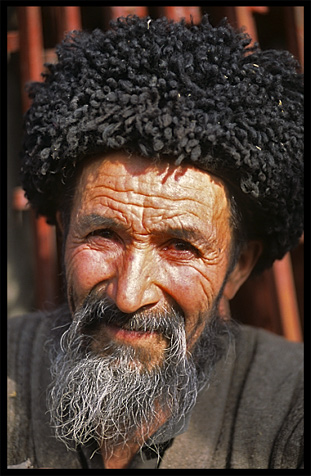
[[233, 325, 303, 468], [238, 322, 303, 356], [8, 304, 70, 399], [7, 305, 73, 468], [8, 305, 67, 332], [8, 307, 59, 376], [236, 324, 303, 382], [8, 304, 70, 354], [195, 324, 303, 468], [218, 324, 304, 423]]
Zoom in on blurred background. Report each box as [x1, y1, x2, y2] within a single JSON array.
[[7, 5, 304, 342]]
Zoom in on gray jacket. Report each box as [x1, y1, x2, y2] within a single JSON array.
[[7, 308, 304, 469]]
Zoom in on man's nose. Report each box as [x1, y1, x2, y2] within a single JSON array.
[[106, 248, 162, 314]]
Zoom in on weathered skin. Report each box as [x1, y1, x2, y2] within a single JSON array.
[[59, 150, 260, 467]]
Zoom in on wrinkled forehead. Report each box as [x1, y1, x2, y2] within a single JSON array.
[[74, 151, 230, 208]]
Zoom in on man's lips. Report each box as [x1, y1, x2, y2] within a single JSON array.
[[104, 324, 158, 343]]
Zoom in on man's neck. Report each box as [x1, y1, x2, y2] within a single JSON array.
[[101, 442, 141, 469], [100, 406, 170, 468]]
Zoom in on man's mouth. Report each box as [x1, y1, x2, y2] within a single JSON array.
[[76, 298, 181, 364], [85, 322, 168, 370], [104, 324, 158, 343]]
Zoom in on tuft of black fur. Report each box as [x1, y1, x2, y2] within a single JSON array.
[[20, 15, 304, 274]]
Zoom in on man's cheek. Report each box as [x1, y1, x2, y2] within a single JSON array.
[[66, 249, 113, 306], [165, 266, 214, 314]]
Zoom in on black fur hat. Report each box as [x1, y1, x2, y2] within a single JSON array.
[[20, 14, 304, 274]]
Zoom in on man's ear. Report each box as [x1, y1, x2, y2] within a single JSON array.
[[223, 241, 262, 300]]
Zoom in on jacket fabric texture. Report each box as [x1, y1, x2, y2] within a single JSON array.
[[7, 307, 304, 469]]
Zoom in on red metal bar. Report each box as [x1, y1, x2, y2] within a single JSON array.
[[249, 6, 269, 14], [293, 6, 304, 68], [7, 31, 20, 54], [231, 268, 283, 337], [31, 214, 59, 310], [272, 254, 302, 342], [17, 7, 44, 111], [15, 6, 83, 311], [109, 6, 148, 18], [54, 6, 82, 39], [61, 6, 82, 31], [17, 6, 60, 310], [160, 6, 201, 23], [234, 6, 262, 43]]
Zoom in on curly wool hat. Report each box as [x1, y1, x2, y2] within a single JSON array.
[[20, 14, 304, 274]]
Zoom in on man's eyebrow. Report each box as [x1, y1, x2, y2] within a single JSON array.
[[76, 214, 126, 233], [76, 214, 211, 245], [155, 225, 211, 245]]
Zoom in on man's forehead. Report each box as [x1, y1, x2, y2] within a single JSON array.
[[75, 151, 229, 202]]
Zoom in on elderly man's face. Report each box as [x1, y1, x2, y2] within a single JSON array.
[[63, 151, 235, 369]]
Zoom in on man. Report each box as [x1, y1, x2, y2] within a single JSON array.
[[8, 15, 304, 469]]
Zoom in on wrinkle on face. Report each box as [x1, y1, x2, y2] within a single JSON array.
[[64, 151, 234, 357]]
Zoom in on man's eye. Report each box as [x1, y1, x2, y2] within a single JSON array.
[[163, 240, 200, 257], [88, 229, 116, 240]]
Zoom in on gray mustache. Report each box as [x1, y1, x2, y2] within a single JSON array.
[[74, 295, 185, 337]]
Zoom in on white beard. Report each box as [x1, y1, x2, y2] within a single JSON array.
[[47, 298, 231, 457]]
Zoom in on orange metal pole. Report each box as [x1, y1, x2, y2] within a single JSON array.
[[275, 255, 303, 342], [234, 6, 260, 43], [31, 214, 59, 309], [17, 6, 44, 111], [109, 6, 148, 18], [55, 6, 82, 39], [17, 6, 59, 310], [161, 6, 201, 23], [7, 31, 20, 54], [294, 6, 304, 68], [273, 254, 302, 342], [234, 6, 268, 45], [61, 6, 82, 31]]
